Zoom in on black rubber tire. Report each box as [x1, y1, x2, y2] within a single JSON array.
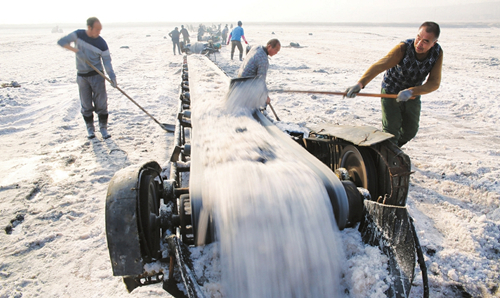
[[340, 145, 378, 200], [138, 172, 161, 261]]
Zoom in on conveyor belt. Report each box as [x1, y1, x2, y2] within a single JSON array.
[[186, 55, 349, 241], [253, 111, 349, 229], [105, 54, 425, 298]]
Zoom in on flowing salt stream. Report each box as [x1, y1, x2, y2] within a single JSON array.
[[187, 55, 345, 297]]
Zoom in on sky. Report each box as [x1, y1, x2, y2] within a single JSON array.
[[1, 0, 499, 25]]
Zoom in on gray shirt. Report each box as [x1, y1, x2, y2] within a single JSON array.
[[57, 29, 115, 80], [237, 45, 269, 82]]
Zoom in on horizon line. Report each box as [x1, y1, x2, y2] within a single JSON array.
[[1, 20, 500, 27]]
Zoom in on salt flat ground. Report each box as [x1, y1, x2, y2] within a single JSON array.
[[0, 23, 499, 297]]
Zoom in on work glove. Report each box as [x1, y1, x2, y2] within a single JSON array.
[[110, 78, 117, 88], [344, 83, 362, 98], [396, 89, 413, 102]]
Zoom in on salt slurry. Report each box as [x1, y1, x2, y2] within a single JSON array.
[[188, 55, 346, 297]]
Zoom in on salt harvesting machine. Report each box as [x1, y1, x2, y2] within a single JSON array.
[[105, 55, 429, 298]]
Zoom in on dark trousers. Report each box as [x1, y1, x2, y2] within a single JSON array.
[[381, 88, 421, 147], [173, 40, 181, 55], [77, 74, 107, 117], [231, 40, 243, 60]]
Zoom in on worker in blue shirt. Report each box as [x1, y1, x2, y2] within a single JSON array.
[[227, 21, 248, 61]]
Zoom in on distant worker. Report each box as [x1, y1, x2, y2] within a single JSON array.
[[227, 21, 248, 61], [169, 27, 182, 55], [238, 39, 281, 104], [221, 24, 229, 46], [197, 24, 204, 41], [180, 25, 190, 44], [57, 16, 116, 139], [344, 21, 443, 147]]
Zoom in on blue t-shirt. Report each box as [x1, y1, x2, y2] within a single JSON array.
[[230, 26, 244, 41]]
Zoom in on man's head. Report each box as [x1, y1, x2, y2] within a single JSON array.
[[181, 25, 184, 28], [175, 27, 178, 30], [266, 39, 281, 57], [414, 21, 440, 54], [238, 21, 242, 26], [86, 17, 102, 38]]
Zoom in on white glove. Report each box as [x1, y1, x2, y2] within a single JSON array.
[[344, 83, 362, 98], [397, 89, 413, 102]]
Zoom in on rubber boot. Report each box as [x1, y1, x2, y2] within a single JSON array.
[[83, 115, 95, 139], [98, 114, 111, 139]]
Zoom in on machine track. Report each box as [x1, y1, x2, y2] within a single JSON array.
[[104, 54, 428, 298]]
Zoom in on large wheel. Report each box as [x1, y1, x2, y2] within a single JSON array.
[[340, 145, 378, 200], [138, 171, 162, 262], [105, 161, 162, 276]]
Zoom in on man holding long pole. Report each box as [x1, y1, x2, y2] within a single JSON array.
[[58, 17, 117, 139], [344, 21, 443, 147]]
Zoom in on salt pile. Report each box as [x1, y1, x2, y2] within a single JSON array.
[[188, 55, 345, 297]]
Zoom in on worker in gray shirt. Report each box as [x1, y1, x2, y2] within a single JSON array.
[[238, 39, 281, 104], [58, 17, 116, 139]]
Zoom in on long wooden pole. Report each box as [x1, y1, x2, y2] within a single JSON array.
[[271, 89, 403, 99], [268, 102, 280, 121], [84, 59, 172, 132]]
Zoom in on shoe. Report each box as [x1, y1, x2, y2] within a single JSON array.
[[100, 127, 111, 139], [98, 114, 111, 139], [87, 127, 95, 139], [83, 115, 95, 139]]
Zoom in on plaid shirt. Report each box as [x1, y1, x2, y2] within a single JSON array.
[[237, 45, 269, 82], [382, 39, 441, 94]]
